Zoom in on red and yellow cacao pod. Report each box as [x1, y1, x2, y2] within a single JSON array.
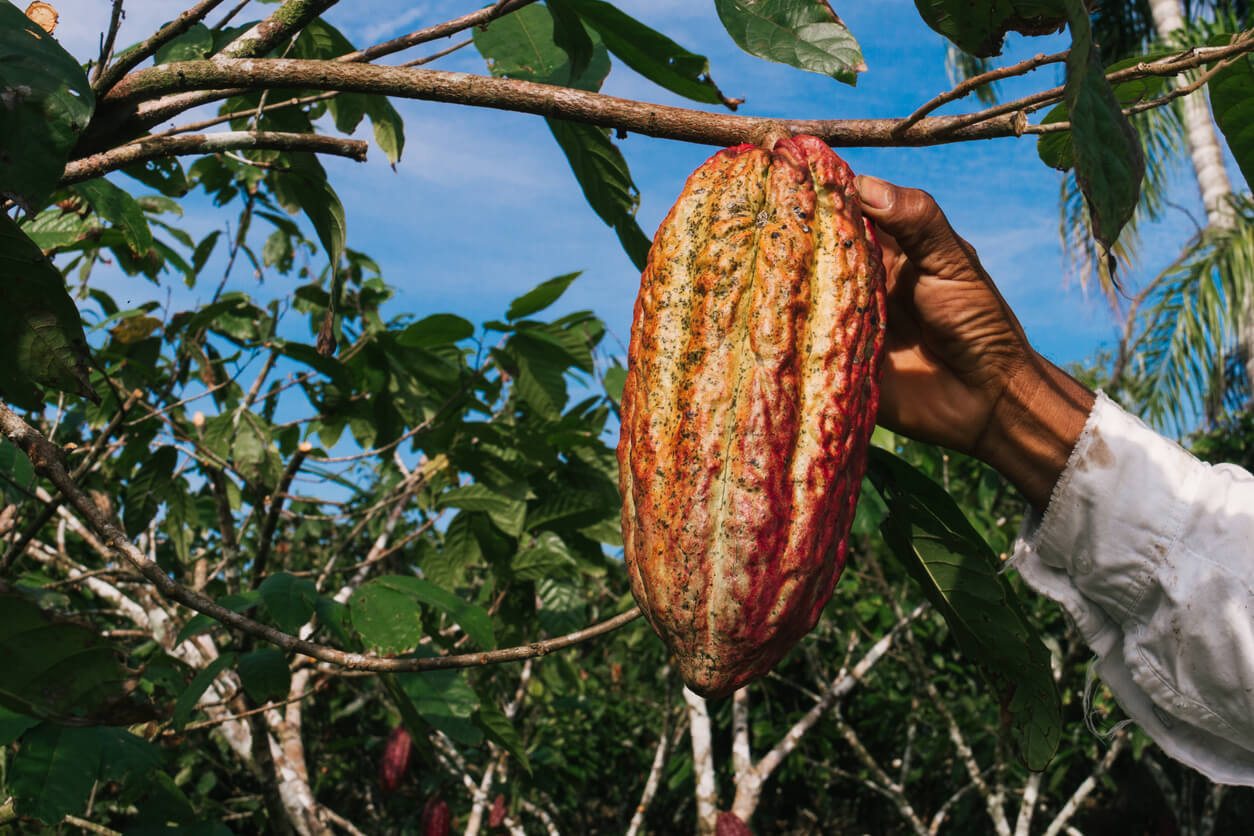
[[378, 725, 413, 793], [618, 135, 886, 699], [422, 794, 451, 836]]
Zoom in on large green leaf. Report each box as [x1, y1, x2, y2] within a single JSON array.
[[398, 655, 482, 746], [0, 4, 95, 211], [70, 179, 156, 257], [1037, 51, 1174, 170], [0, 213, 96, 407], [9, 723, 102, 824], [565, 0, 737, 106], [1208, 50, 1254, 191], [123, 446, 177, 537], [914, 0, 1066, 57], [438, 484, 527, 537], [0, 592, 141, 725], [258, 572, 318, 633], [473, 695, 531, 776], [714, 0, 866, 85], [1058, 0, 1143, 251], [507, 272, 582, 321], [171, 652, 237, 732], [237, 649, 291, 703], [352, 575, 496, 651], [546, 0, 595, 82], [475, 5, 649, 269], [866, 447, 1061, 771], [0, 436, 35, 504]]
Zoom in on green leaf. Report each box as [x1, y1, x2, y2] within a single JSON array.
[[0, 705, 40, 746], [121, 156, 190, 197], [123, 446, 177, 538], [96, 727, 160, 784], [349, 578, 426, 653], [273, 159, 347, 284], [10, 723, 102, 824], [1058, 0, 1143, 251], [153, 21, 214, 63], [259, 572, 318, 633], [237, 649, 291, 703], [866, 447, 1061, 771], [396, 313, 475, 347], [172, 653, 237, 732], [364, 94, 406, 165], [474, 698, 531, 776], [565, 0, 737, 106], [913, 0, 1066, 57], [354, 575, 496, 651], [438, 484, 527, 538], [399, 657, 482, 746], [546, 0, 594, 81], [512, 532, 579, 580], [175, 591, 260, 645], [547, 119, 651, 271], [0, 436, 35, 504], [714, 0, 866, 84], [0, 213, 96, 407], [71, 178, 156, 256], [536, 577, 586, 635], [0, 3, 95, 211], [0, 592, 140, 724], [1208, 50, 1254, 191], [1037, 51, 1173, 171], [507, 272, 582, 320], [475, 6, 645, 267], [603, 363, 626, 405]]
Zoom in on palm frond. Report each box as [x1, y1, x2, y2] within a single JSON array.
[[1125, 195, 1254, 433]]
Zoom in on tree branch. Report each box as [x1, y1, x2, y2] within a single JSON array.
[[895, 49, 1069, 135], [338, 0, 536, 64], [91, 0, 128, 85], [0, 401, 642, 672], [684, 686, 718, 836], [60, 131, 368, 187], [251, 443, 312, 588], [1041, 731, 1127, 836], [92, 0, 231, 94]]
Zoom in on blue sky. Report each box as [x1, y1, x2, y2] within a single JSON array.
[[47, 0, 1230, 387]]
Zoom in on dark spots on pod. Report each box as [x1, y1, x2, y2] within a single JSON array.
[[771, 232, 781, 240]]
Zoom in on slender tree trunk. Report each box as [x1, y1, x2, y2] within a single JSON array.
[[1145, 0, 1254, 390]]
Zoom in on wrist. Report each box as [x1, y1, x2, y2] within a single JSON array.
[[974, 353, 1095, 512]]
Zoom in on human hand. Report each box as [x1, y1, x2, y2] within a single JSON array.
[[856, 175, 1095, 510]]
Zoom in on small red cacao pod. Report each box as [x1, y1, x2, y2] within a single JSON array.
[[378, 725, 413, 793], [619, 135, 886, 699], [422, 794, 451, 836], [715, 811, 755, 836], [488, 793, 506, 828]]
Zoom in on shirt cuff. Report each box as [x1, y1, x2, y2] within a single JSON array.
[[1010, 392, 1254, 786]]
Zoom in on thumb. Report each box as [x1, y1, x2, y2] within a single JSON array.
[[855, 175, 978, 279]]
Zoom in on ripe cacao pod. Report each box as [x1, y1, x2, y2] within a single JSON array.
[[715, 811, 755, 836], [619, 135, 886, 699], [422, 794, 451, 836], [488, 793, 506, 829], [378, 725, 413, 793]]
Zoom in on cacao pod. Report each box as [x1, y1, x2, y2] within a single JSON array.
[[715, 811, 755, 836], [488, 793, 506, 829], [378, 725, 413, 793], [619, 135, 886, 699], [422, 794, 451, 836]]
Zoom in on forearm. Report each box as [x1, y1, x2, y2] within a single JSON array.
[[974, 352, 1096, 512]]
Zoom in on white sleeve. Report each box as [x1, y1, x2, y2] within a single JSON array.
[[1010, 392, 1254, 786]]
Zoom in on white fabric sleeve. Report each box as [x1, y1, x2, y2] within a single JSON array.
[[1010, 391, 1254, 787]]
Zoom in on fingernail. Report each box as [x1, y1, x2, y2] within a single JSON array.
[[856, 175, 894, 210]]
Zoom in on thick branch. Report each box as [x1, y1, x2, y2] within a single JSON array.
[[100, 59, 1034, 148], [60, 132, 367, 187]]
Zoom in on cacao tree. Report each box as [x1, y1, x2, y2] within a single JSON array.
[[1, 1, 1253, 834]]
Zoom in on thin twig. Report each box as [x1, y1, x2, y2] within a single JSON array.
[[173, 682, 325, 732], [896, 49, 1069, 135], [93, 0, 230, 94], [338, 0, 536, 64], [92, 0, 127, 85], [251, 444, 312, 588]]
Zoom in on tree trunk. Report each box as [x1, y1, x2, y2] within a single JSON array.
[[1145, 0, 1253, 391]]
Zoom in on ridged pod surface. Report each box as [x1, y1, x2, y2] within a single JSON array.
[[618, 135, 886, 698]]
